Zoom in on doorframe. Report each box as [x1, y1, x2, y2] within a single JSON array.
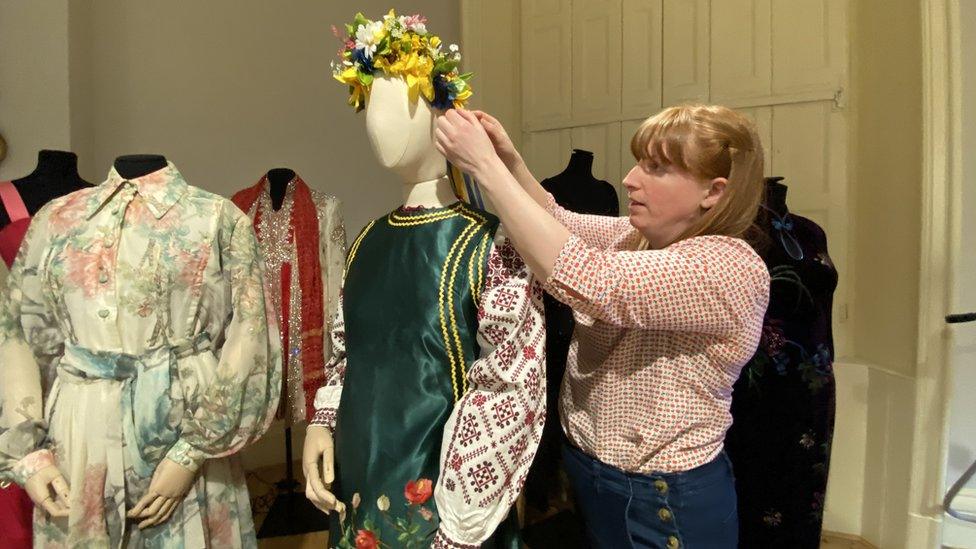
[[907, 0, 962, 546]]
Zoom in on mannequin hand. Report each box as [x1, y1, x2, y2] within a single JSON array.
[[24, 465, 70, 518], [127, 458, 196, 529], [303, 426, 344, 516], [435, 109, 502, 178], [472, 110, 523, 172]]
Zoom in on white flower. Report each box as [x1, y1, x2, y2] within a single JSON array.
[[412, 22, 427, 34], [355, 20, 385, 59], [449, 44, 459, 53], [376, 495, 390, 512], [352, 493, 361, 509]]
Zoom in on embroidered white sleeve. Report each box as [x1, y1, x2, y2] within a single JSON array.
[[310, 290, 345, 431], [433, 230, 547, 547]]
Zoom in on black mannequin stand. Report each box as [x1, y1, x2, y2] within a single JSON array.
[[257, 167, 330, 538]]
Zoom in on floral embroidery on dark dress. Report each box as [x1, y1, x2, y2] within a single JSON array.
[[725, 178, 839, 549]]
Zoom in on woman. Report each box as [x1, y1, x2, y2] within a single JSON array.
[[434, 105, 770, 548]]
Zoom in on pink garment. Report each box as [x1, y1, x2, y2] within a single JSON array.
[[0, 181, 30, 268], [0, 180, 33, 549], [543, 193, 770, 473]]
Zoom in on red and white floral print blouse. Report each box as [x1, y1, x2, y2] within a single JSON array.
[[543, 194, 770, 473]]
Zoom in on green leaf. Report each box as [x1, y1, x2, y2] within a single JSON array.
[[409, 524, 420, 534], [353, 13, 370, 31], [396, 517, 408, 530], [363, 517, 376, 531], [398, 532, 410, 542], [434, 59, 459, 74], [358, 71, 374, 87], [345, 23, 354, 35]]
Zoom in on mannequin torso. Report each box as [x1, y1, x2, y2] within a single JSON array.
[[0, 150, 92, 229]]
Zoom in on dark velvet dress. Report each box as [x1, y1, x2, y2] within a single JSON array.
[[725, 180, 839, 548]]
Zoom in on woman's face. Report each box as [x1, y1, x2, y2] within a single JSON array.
[[622, 157, 725, 248]]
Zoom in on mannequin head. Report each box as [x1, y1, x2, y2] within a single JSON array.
[[365, 75, 447, 184]]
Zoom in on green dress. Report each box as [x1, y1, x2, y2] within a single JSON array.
[[312, 202, 547, 548]]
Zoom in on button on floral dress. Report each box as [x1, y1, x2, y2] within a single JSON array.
[[0, 163, 282, 548]]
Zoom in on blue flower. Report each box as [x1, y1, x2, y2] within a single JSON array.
[[352, 48, 375, 74], [431, 74, 456, 110]]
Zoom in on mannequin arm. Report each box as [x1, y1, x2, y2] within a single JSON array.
[[0, 205, 63, 483], [21, 450, 69, 517], [432, 232, 547, 548], [127, 458, 197, 528], [163, 212, 282, 472], [305, 287, 347, 515]]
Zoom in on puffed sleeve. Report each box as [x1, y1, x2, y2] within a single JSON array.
[[164, 211, 282, 472], [0, 205, 64, 484], [432, 231, 547, 548]]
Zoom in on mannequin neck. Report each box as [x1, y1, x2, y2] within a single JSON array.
[[563, 149, 595, 178], [114, 154, 167, 180], [402, 175, 456, 208], [266, 168, 296, 211], [764, 177, 789, 216], [32, 150, 80, 178]]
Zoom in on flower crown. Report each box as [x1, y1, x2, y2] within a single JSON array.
[[331, 10, 474, 112]]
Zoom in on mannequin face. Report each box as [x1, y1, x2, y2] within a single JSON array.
[[365, 76, 448, 184]]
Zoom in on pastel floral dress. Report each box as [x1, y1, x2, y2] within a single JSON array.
[[0, 163, 282, 548]]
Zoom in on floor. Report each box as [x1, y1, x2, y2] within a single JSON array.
[[247, 462, 876, 549]]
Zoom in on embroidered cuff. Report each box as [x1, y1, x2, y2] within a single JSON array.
[[12, 449, 55, 486], [309, 408, 337, 431], [165, 439, 205, 474], [431, 527, 480, 549]]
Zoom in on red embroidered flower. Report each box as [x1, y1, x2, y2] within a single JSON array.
[[356, 529, 379, 549], [405, 478, 433, 505], [524, 411, 536, 425], [473, 394, 488, 406], [450, 453, 463, 471], [523, 346, 536, 359]]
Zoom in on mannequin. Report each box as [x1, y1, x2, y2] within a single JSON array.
[[540, 149, 618, 217], [0, 150, 91, 549], [725, 176, 838, 548], [0, 150, 92, 229], [303, 74, 546, 548], [231, 166, 345, 537], [0, 154, 281, 547]]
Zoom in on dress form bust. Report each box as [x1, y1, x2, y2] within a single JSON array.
[[365, 75, 454, 208]]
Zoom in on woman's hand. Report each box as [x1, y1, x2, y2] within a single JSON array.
[[435, 109, 505, 180], [127, 458, 196, 529], [472, 111, 523, 173]]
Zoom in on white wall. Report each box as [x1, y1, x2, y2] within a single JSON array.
[[0, 1, 72, 178]]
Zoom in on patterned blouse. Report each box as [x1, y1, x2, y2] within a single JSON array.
[[544, 195, 770, 473]]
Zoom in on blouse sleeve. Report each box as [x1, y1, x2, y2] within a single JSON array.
[[0, 205, 64, 484], [544, 234, 770, 337], [320, 197, 346, 354], [309, 290, 345, 431], [432, 232, 547, 548], [164, 212, 282, 472], [545, 193, 632, 250]]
